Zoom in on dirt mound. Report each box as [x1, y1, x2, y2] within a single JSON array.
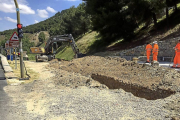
[[49, 56, 180, 100], [4, 60, 180, 119], [48, 56, 180, 119], [48, 58, 107, 89]]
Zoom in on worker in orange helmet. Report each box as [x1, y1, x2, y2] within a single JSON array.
[[152, 41, 159, 62], [172, 40, 180, 68], [145, 42, 152, 63]]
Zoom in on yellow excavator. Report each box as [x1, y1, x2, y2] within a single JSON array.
[[30, 34, 85, 62]]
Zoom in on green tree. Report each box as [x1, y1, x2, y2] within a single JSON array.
[[1, 3, 92, 40], [38, 32, 45, 43], [83, 0, 137, 42], [74, 3, 92, 35], [0, 40, 6, 48], [129, 0, 165, 27], [166, 0, 180, 11], [22, 35, 35, 54]]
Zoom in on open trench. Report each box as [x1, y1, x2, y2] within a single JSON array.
[[91, 74, 175, 100]]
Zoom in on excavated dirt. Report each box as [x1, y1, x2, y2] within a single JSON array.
[[49, 56, 180, 100], [48, 56, 180, 119], [3, 56, 180, 119]]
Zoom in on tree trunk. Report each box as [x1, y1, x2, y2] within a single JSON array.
[[134, 17, 139, 28], [174, 3, 178, 11], [152, 12, 157, 26], [83, 22, 86, 35], [145, 19, 151, 28], [166, 6, 169, 27]]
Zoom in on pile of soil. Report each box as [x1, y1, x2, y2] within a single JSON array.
[[3, 57, 180, 119], [48, 56, 180, 119], [49, 56, 180, 99]]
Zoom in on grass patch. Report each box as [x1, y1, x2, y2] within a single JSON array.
[[27, 54, 37, 60], [107, 39, 124, 48], [55, 31, 103, 60], [40, 42, 46, 47], [55, 46, 75, 60], [77, 31, 101, 54]]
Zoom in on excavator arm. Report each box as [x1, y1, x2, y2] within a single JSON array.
[[44, 34, 80, 56], [30, 34, 85, 62]]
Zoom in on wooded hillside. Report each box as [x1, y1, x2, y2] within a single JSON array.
[[1, 0, 180, 54], [0, 2, 91, 47]]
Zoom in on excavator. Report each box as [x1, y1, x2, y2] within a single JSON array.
[[30, 34, 85, 62]]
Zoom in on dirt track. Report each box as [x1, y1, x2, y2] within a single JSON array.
[[3, 56, 180, 119]]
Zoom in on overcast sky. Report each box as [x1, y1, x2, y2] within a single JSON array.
[[0, 0, 82, 32]]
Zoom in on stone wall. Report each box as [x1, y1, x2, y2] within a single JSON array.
[[94, 37, 180, 61], [116, 38, 180, 62], [119, 38, 179, 57]]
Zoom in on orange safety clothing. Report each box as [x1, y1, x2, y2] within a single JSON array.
[[173, 52, 177, 67], [173, 43, 180, 67], [152, 44, 159, 61], [146, 44, 152, 62]]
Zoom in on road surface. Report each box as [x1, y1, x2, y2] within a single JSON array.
[[0, 64, 9, 120], [138, 61, 180, 70]]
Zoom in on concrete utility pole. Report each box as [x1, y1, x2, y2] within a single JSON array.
[[14, 0, 25, 78]]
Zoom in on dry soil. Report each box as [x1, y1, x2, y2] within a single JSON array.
[[3, 56, 180, 120]]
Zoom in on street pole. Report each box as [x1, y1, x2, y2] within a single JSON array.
[[10, 48, 11, 61], [15, 48, 17, 69], [14, 0, 24, 78]]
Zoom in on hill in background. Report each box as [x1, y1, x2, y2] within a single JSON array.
[[1, 3, 180, 61], [0, 2, 90, 43]]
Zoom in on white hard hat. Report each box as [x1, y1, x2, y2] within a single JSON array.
[[153, 41, 157, 44]]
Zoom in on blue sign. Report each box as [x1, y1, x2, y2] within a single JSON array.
[[16, 8, 19, 11]]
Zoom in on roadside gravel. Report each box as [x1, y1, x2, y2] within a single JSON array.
[[3, 60, 180, 120], [4, 81, 176, 120]]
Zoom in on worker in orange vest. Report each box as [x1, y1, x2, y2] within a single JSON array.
[[152, 41, 159, 62], [172, 40, 180, 68], [145, 42, 152, 63]]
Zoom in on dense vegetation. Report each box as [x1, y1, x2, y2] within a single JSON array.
[[22, 35, 35, 53], [0, 2, 91, 51], [38, 32, 45, 43], [0, 3, 91, 38], [1, 0, 180, 57], [83, 0, 180, 43]]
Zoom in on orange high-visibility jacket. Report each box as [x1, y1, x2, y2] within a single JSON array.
[[153, 44, 159, 53], [175, 43, 180, 52], [146, 44, 152, 52]]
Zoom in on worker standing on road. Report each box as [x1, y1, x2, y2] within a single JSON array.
[[145, 42, 152, 63], [152, 41, 159, 62], [172, 40, 180, 68]]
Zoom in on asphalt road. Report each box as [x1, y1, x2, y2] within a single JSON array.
[[0, 64, 9, 120]]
